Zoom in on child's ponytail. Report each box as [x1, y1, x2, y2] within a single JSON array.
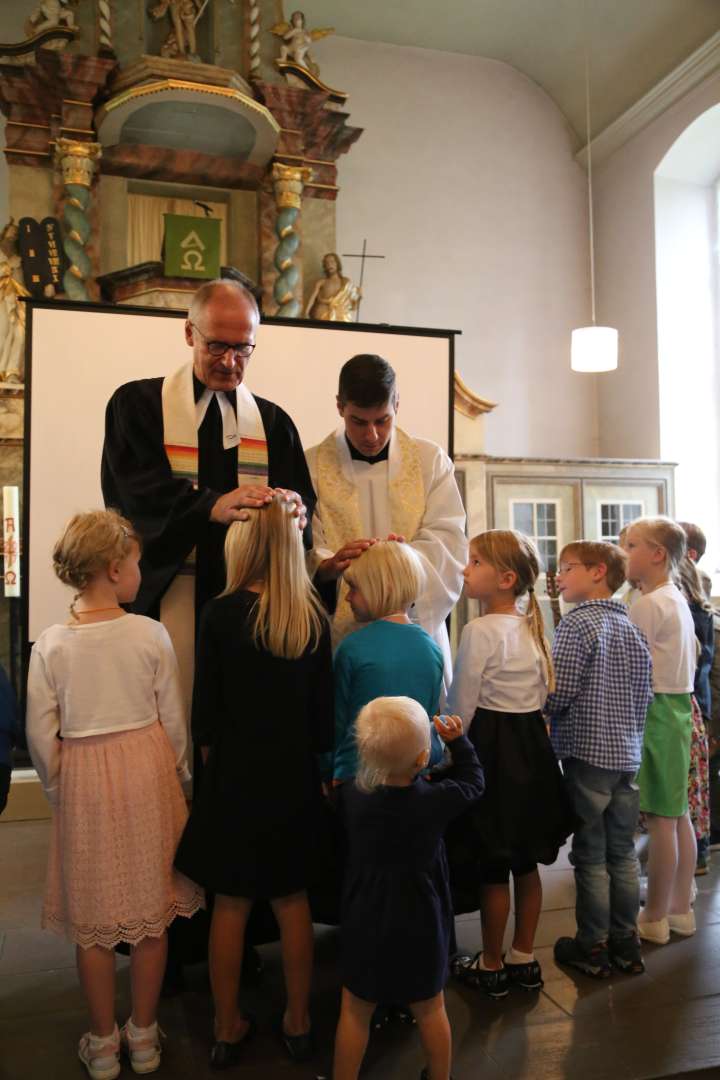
[[526, 586, 556, 693]]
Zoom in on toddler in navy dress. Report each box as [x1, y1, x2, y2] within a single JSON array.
[[333, 697, 484, 1080]]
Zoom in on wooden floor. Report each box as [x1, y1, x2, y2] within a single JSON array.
[[2, 819, 720, 1079]]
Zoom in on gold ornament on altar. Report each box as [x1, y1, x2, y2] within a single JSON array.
[[270, 9, 334, 77], [305, 253, 361, 323], [54, 139, 102, 188], [149, 0, 207, 60]]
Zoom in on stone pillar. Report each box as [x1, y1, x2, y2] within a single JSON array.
[[270, 162, 313, 317], [53, 139, 102, 302]]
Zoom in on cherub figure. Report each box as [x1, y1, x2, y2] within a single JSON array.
[[25, 0, 76, 36], [271, 9, 333, 77]]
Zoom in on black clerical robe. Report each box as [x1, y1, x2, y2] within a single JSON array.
[[101, 374, 315, 619]]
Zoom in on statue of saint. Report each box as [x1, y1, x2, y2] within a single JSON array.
[[271, 10, 334, 77], [149, 0, 205, 60], [305, 253, 361, 323], [0, 221, 30, 384]]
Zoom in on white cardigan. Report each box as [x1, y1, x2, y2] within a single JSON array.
[[26, 614, 190, 804]]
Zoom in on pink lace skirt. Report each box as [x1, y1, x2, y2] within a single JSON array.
[[43, 721, 204, 949]]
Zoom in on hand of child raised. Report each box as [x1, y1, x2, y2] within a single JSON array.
[[433, 714, 464, 742]]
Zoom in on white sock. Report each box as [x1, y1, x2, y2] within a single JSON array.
[[507, 947, 534, 965], [127, 1018, 157, 1040], [89, 1026, 118, 1051], [477, 954, 503, 971]]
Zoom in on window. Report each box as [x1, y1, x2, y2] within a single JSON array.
[[510, 500, 559, 572], [598, 501, 644, 544]]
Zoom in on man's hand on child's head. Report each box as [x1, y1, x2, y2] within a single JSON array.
[[433, 714, 463, 742]]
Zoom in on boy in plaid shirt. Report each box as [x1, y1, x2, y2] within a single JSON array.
[[546, 541, 653, 978]]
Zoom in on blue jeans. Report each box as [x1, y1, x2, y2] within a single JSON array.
[[563, 758, 640, 948]]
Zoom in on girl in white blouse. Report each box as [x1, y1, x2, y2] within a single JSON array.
[[26, 510, 203, 1080], [447, 530, 570, 1000]]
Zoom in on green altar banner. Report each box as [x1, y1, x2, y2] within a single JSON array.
[[163, 214, 221, 279]]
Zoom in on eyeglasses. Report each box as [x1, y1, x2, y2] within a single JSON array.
[[190, 322, 256, 359], [556, 562, 595, 576]]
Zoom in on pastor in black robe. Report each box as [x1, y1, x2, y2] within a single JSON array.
[[101, 372, 315, 621]]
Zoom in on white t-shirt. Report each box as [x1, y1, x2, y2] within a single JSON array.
[[26, 614, 190, 804], [629, 582, 695, 694], [448, 613, 549, 729]]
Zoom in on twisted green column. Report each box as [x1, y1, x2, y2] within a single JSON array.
[[271, 163, 313, 317], [54, 139, 102, 302]]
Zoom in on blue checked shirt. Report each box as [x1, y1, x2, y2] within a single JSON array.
[[546, 600, 653, 772]]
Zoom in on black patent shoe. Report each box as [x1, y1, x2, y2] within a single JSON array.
[[452, 952, 509, 999], [277, 1022, 314, 1063], [210, 1016, 256, 1070], [504, 957, 544, 991]]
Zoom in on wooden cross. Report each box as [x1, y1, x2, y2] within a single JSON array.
[[342, 238, 385, 322]]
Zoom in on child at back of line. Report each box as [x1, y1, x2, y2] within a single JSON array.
[[447, 529, 572, 999], [333, 697, 484, 1080], [625, 517, 698, 944], [545, 540, 653, 979], [26, 510, 203, 1080]]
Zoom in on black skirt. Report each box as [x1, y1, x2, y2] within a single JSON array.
[[445, 707, 572, 914]]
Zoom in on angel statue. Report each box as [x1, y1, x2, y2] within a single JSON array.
[[305, 253, 361, 323], [149, 0, 206, 60], [0, 221, 30, 384], [271, 10, 334, 77]]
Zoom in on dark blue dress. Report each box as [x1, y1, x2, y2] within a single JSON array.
[[339, 736, 483, 1004]]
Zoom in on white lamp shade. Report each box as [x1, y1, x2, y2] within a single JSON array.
[[571, 325, 618, 372]]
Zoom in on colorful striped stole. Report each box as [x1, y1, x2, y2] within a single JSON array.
[[161, 362, 269, 572]]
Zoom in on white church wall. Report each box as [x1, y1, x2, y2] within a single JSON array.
[[313, 36, 596, 459], [654, 175, 720, 578], [594, 71, 720, 459]]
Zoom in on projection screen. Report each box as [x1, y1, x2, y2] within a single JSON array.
[[25, 301, 456, 643]]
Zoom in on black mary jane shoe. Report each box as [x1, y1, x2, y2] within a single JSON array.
[[277, 1022, 314, 1064], [210, 1017, 257, 1070]]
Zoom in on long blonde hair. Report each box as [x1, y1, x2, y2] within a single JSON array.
[[222, 494, 326, 659], [471, 529, 555, 692]]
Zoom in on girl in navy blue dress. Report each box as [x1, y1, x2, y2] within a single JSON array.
[[333, 697, 484, 1080]]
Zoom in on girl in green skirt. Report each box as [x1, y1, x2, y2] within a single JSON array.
[[625, 518, 697, 945]]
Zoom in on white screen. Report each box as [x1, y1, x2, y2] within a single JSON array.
[[27, 304, 453, 640]]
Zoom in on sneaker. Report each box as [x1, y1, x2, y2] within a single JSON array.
[[608, 935, 644, 975], [668, 911, 696, 937], [637, 915, 670, 945], [78, 1027, 121, 1080], [120, 1020, 162, 1075], [504, 957, 544, 990], [451, 953, 509, 999], [554, 937, 611, 979]]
